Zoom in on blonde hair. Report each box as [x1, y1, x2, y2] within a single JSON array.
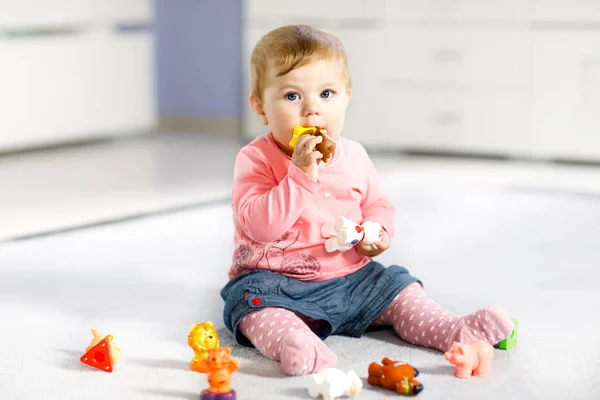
[[250, 24, 351, 100]]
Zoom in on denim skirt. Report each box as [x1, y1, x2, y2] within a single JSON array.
[[220, 260, 421, 347]]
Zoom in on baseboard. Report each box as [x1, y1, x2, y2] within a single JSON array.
[[157, 116, 242, 136]]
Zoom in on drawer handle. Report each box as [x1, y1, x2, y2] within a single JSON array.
[[433, 112, 461, 126], [433, 49, 463, 63]]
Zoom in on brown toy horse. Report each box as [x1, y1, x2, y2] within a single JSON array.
[[368, 357, 424, 396], [312, 126, 336, 163], [195, 347, 240, 395]]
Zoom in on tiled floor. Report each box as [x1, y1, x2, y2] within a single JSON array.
[[2, 131, 600, 241]]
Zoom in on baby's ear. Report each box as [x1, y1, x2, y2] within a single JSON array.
[[249, 94, 268, 125]]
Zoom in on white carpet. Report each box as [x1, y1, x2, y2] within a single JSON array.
[[1, 170, 599, 399]]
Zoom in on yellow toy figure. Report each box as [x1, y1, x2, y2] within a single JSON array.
[[197, 347, 240, 400], [189, 321, 220, 372], [289, 125, 318, 147]]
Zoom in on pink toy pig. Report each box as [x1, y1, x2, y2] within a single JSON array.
[[444, 341, 494, 378]]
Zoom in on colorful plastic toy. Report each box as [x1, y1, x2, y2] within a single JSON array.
[[189, 321, 220, 372], [444, 341, 494, 378], [80, 329, 121, 372], [368, 358, 423, 396], [289, 125, 336, 163], [196, 347, 240, 400], [321, 216, 382, 253], [307, 368, 362, 399], [497, 318, 518, 350]]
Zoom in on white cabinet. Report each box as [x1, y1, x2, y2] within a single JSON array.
[[380, 9, 532, 157], [0, 0, 155, 152], [0, 32, 155, 151], [531, 32, 600, 161], [384, 0, 529, 21], [246, 0, 383, 21], [531, 0, 600, 22], [0, 0, 153, 28]]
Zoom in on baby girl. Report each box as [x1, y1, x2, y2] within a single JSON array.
[[220, 24, 514, 376]]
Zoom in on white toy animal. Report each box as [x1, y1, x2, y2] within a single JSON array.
[[307, 368, 363, 400], [321, 216, 382, 253]]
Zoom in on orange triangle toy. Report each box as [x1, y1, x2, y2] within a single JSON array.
[[80, 330, 120, 372]]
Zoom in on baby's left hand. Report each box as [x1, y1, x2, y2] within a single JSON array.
[[356, 228, 391, 257]]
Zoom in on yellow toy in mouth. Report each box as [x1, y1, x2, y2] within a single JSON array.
[[289, 126, 320, 147], [289, 125, 337, 163]]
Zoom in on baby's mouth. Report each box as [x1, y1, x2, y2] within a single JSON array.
[[299, 124, 325, 131]]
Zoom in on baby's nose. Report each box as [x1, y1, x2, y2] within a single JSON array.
[[302, 100, 320, 116]]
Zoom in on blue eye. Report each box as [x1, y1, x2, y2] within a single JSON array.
[[286, 92, 299, 101], [320, 90, 334, 99]]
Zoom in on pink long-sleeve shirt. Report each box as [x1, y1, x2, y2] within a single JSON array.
[[229, 132, 395, 282]]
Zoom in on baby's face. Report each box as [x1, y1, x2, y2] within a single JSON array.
[[254, 59, 351, 155]]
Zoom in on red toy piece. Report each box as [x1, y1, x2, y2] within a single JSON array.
[[80, 329, 121, 372], [81, 337, 114, 372]]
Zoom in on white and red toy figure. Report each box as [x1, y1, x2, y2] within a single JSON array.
[[307, 368, 363, 400], [321, 216, 382, 253]]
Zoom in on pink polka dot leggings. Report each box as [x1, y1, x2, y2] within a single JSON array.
[[238, 282, 514, 376]]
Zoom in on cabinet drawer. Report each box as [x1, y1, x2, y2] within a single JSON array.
[[532, 0, 600, 22], [0, 32, 156, 151], [0, 0, 153, 28], [384, 0, 529, 20], [384, 91, 531, 155], [244, 0, 384, 21], [384, 28, 530, 86]]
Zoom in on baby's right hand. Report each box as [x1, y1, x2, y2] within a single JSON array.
[[291, 133, 323, 182]]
